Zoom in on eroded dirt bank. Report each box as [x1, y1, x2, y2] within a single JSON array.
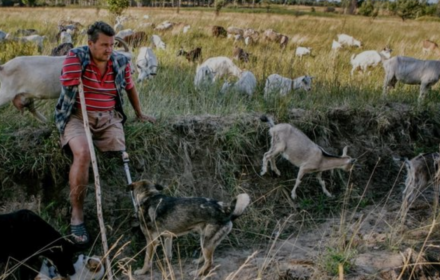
[[1, 103, 440, 279]]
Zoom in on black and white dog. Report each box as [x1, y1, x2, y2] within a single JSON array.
[[0, 209, 76, 278]]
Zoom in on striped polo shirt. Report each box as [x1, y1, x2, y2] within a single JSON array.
[[60, 50, 134, 111]]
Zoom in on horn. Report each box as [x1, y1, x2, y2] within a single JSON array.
[[115, 36, 130, 53]]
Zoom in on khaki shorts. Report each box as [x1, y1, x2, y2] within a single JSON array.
[[61, 109, 126, 152]]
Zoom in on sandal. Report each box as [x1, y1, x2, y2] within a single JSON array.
[[70, 223, 90, 246]]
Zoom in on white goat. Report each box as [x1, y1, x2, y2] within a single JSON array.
[[6, 34, 46, 52], [260, 115, 355, 200], [295, 47, 312, 58], [136, 47, 158, 82], [0, 38, 132, 122], [60, 30, 72, 44], [194, 65, 214, 89], [331, 40, 342, 51], [382, 56, 440, 100], [264, 74, 313, 98], [151, 34, 166, 50], [116, 29, 133, 39], [199, 56, 242, 81], [350, 47, 392, 76], [221, 70, 257, 96], [337, 34, 362, 48]]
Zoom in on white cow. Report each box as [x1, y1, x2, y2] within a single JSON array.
[[337, 34, 362, 48], [60, 30, 72, 44], [221, 71, 257, 96], [198, 56, 242, 81], [151, 34, 166, 50], [350, 47, 392, 75], [264, 74, 313, 98], [136, 47, 158, 82]]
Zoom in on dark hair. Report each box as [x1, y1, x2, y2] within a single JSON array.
[[87, 21, 115, 42]]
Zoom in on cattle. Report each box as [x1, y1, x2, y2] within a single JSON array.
[[136, 47, 158, 82], [177, 47, 202, 63]]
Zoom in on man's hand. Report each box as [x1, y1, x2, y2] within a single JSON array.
[[136, 113, 156, 124]]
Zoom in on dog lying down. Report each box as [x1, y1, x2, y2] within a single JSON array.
[[0, 209, 75, 277], [129, 180, 251, 276], [35, 254, 104, 280]]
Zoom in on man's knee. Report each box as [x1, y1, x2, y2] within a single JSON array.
[[71, 145, 92, 162]]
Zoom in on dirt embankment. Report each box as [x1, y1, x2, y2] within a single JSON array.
[[1, 103, 440, 279]]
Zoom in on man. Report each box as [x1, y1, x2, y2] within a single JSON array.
[[55, 21, 155, 245]]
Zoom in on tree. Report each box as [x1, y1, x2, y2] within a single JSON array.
[[358, 0, 374, 16], [107, 0, 129, 16], [22, 0, 36, 6], [392, 0, 423, 21]]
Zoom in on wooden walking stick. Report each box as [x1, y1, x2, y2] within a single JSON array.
[[78, 80, 114, 280]]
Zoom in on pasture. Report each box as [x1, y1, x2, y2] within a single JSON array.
[[1, 7, 440, 279]]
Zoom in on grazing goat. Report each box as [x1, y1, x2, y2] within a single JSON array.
[[120, 31, 147, 48], [395, 153, 440, 217], [0, 30, 6, 42], [212, 25, 227, 37], [422, 39, 440, 56], [116, 29, 134, 39], [264, 74, 313, 97], [151, 34, 166, 50], [332, 40, 342, 51], [194, 65, 214, 89], [0, 37, 132, 122], [155, 21, 175, 31], [199, 56, 242, 81], [136, 47, 158, 82], [59, 30, 72, 44], [295, 47, 312, 58], [382, 56, 440, 100], [50, 42, 74, 56], [6, 34, 46, 52], [233, 46, 250, 63], [337, 34, 362, 48], [350, 47, 392, 76], [263, 29, 288, 49], [227, 26, 244, 39], [177, 47, 202, 63], [221, 70, 257, 96], [243, 28, 259, 45], [260, 115, 355, 200]]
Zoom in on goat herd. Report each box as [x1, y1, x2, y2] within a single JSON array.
[[0, 17, 439, 209]]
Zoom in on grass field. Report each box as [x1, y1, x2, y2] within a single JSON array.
[[1, 6, 440, 280]]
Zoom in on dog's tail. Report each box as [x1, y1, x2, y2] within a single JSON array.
[[230, 193, 250, 220], [260, 115, 275, 127]]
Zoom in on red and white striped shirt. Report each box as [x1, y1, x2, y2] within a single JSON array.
[[60, 51, 134, 111]]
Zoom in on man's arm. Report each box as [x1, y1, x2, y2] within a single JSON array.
[[126, 87, 156, 124]]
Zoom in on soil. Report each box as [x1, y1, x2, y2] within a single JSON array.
[[1, 103, 440, 280]]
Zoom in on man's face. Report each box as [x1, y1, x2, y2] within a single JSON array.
[[88, 33, 114, 62]]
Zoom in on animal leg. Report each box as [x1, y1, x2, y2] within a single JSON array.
[[196, 247, 214, 276], [164, 237, 173, 260], [134, 234, 159, 275], [12, 94, 47, 123], [316, 172, 332, 197], [261, 142, 285, 176], [291, 168, 306, 200], [419, 83, 430, 101]]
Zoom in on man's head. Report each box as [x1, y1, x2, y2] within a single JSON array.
[[87, 21, 116, 62]]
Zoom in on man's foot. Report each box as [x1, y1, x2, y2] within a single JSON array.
[[70, 223, 90, 246]]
